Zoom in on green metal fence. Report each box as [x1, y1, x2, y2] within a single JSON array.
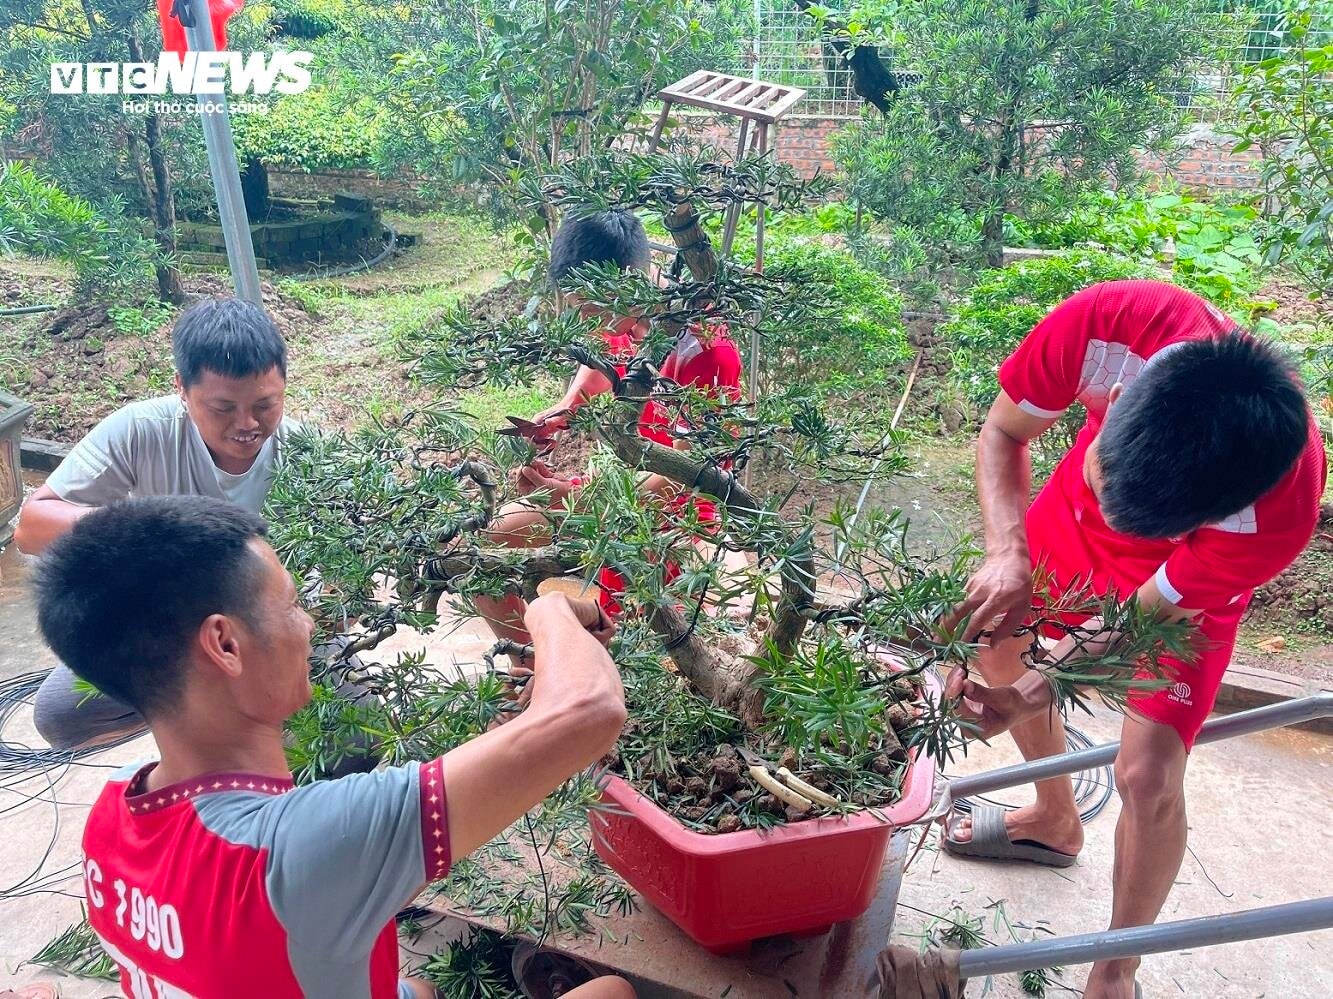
[[741, 1, 1330, 120]]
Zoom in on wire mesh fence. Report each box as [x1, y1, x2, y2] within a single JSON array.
[[743, 1, 1330, 121]]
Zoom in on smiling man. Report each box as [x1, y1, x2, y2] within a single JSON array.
[[15, 296, 296, 748]]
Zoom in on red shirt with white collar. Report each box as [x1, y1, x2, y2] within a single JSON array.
[[1000, 279, 1326, 613], [80, 758, 450, 999]]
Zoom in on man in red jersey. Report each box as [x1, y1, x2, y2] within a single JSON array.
[[477, 211, 742, 662], [942, 280, 1325, 998], [34, 495, 634, 999]]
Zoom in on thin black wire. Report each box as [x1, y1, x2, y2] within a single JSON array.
[[949, 725, 1116, 824], [0, 669, 144, 905], [0, 669, 143, 777]]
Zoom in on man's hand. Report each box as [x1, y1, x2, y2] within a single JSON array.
[[514, 459, 574, 502], [949, 553, 1033, 644], [499, 596, 615, 717], [554, 595, 617, 648], [529, 404, 572, 433], [944, 667, 1048, 740]]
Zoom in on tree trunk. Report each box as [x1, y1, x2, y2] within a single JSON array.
[[240, 158, 271, 219], [663, 201, 717, 283], [126, 26, 185, 304], [589, 352, 814, 729], [981, 209, 1005, 269]]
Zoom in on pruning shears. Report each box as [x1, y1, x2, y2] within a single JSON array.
[[737, 748, 842, 814], [496, 415, 563, 456]]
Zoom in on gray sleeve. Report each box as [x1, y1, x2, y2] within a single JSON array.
[[45, 404, 140, 505], [248, 758, 446, 956]]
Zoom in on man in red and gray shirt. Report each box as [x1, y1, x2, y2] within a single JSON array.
[[34, 495, 634, 999], [945, 280, 1325, 998]]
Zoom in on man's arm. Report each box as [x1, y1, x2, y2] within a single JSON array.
[[951, 392, 1060, 642], [948, 575, 1203, 738], [442, 593, 625, 859], [14, 485, 97, 554], [251, 594, 622, 957], [531, 365, 615, 429], [16, 403, 141, 553]]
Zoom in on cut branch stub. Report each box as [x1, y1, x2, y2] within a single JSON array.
[[663, 200, 717, 283]]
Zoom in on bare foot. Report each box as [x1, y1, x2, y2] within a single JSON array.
[[948, 803, 1085, 856]]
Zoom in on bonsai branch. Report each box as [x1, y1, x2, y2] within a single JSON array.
[[595, 361, 816, 685], [426, 546, 585, 603]]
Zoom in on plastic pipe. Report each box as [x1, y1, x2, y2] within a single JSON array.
[[948, 691, 1333, 801], [184, 0, 262, 305], [0, 304, 58, 316], [958, 896, 1333, 976]]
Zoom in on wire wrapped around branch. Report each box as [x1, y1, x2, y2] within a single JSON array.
[[425, 546, 586, 603]]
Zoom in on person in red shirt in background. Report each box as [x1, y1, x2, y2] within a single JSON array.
[[476, 211, 742, 665], [942, 281, 1325, 999], [34, 495, 634, 999]]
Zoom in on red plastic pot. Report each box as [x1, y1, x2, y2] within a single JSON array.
[[591, 669, 939, 954]]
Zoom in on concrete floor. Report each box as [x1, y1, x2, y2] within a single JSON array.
[[2, 536, 1330, 997]]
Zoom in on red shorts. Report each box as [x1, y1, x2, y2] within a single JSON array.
[[1025, 437, 1244, 750]]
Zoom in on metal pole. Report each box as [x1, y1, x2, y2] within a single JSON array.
[[947, 691, 1333, 801], [958, 896, 1333, 977], [183, 0, 262, 304], [741, 123, 769, 489], [719, 118, 753, 257]]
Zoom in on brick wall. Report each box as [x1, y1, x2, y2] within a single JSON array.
[[1134, 124, 1264, 193], [5, 116, 1266, 207], [665, 114, 844, 179], [657, 114, 1264, 192]]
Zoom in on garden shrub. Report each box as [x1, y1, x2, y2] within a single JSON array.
[[1232, 0, 1332, 297], [271, 0, 341, 40], [940, 249, 1151, 413], [0, 161, 156, 299], [756, 237, 912, 401], [232, 87, 387, 172], [1005, 188, 1264, 307]]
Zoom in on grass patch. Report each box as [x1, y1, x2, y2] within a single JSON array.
[[455, 381, 562, 426]]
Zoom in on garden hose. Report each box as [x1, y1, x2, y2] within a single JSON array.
[[284, 222, 399, 282], [949, 725, 1115, 824], [0, 303, 58, 316]]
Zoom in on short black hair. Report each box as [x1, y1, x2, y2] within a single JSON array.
[[1098, 331, 1309, 538], [549, 211, 650, 286], [172, 297, 288, 388], [35, 496, 269, 718]]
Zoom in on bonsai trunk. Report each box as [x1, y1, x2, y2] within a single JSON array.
[[552, 197, 814, 728], [591, 356, 814, 729]]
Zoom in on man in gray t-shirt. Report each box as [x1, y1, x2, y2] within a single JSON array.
[[15, 296, 296, 749], [39, 392, 298, 515]]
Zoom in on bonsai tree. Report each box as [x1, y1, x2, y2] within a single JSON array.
[[265, 145, 1193, 935]]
